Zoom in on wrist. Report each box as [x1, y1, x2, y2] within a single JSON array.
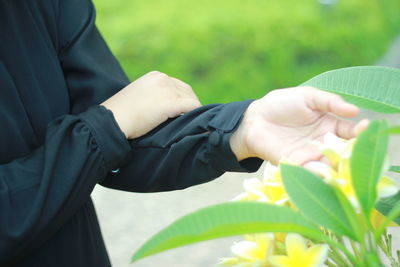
[[229, 130, 246, 161], [229, 108, 252, 162], [100, 103, 130, 139]]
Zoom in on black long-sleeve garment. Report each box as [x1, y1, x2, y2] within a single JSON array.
[[0, 0, 262, 266]]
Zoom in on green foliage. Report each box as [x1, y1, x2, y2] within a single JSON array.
[[374, 198, 400, 240], [389, 166, 400, 173], [131, 202, 325, 262], [281, 164, 360, 240], [93, 0, 400, 104], [377, 193, 400, 225], [351, 120, 389, 216], [131, 65, 400, 265], [302, 66, 400, 113], [131, 121, 392, 265]]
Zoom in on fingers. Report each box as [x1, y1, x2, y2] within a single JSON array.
[[146, 71, 200, 101], [171, 98, 202, 117], [170, 77, 202, 114], [335, 118, 370, 139], [147, 71, 202, 115], [354, 119, 369, 135], [336, 120, 358, 139], [171, 77, 201, 102], [302, 87, 359, 118]]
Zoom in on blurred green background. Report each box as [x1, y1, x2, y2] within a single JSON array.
[[93, 0, 400, 104]]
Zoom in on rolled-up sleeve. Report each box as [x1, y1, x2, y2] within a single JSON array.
[[101, 101, 263, 192]]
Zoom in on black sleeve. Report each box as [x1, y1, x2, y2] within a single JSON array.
[[0, 0, 134, 263], [0, 106, 131, 262], [101, 101, 263, 192], [56, 0, 262, 192]]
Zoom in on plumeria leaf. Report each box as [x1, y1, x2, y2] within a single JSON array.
[[351, 120, 389, 216], [389, 165, 400, 173], [281, 164, 359, 241], [331, 184, 364, 240], [131, 202, 326, 263], [302, 66, 400, 113], [376, 192, 400, 225], [374, 201, 400, 240]]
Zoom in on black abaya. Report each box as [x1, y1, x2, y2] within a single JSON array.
[[0, 0, 261, 265]]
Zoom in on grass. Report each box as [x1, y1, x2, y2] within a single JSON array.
[[93, 0, 400, 104]]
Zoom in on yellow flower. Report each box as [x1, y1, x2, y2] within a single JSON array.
[[305, 159, 359, 209], [312, 132, 353, 168], [308, 133, 399, 210], [304, 161, 338, 184], [269, 234, 329, 267], [219, 234, 275, 267], [233, 163, 289, 205], [378, 176, 399, 198]]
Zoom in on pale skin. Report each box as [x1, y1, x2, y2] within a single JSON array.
[[102, 71, 368, 166]]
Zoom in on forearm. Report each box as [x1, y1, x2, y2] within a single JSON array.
[[100, 101, 263, 192]]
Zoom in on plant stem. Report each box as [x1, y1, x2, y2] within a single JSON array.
[[329, 248, 351, 267], [350, 240, 362, 262], [326, 238, 360, 267], [327, 259, 340, 267], [378, 233, 399, 267]]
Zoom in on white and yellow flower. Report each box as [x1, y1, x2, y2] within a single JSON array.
[[269, 234, 329, 267], [219, 234, 275, 267], [312, 132, 354, 169], [308, 132, 399, 210], [233, 163, 289, 205]]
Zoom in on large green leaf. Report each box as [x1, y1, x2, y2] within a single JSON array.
[[376, 192, 400, 225], [281, 164, 359, 241], [302, 66, 400, 113], [351, 120, 389, 216], [131, 202, 325, 262]]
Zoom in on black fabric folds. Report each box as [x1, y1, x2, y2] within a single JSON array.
[[0, 0, 262, 266]]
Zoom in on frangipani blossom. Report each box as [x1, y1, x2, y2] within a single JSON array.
[[269, 234, 328, 267], [308, 132, 399, 210], [378, 176, 399, 198], [233, 163, 289, 205], [219, 234, 275, 267], [312, 132, 353, 168]]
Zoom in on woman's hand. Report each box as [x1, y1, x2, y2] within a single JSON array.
[[230, 86, 368, 165], [101, 71, 201, 139]]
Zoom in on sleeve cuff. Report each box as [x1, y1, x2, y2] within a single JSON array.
[[207, 100, 263, 173], [78, 106, 132, 171]]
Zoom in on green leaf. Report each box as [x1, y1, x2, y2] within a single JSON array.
[[374, 198, 400, 240], [376, 192, 400, 225], [331, 182, 365, 240], [302, 66, 400, 113], [131, 202, 325, 263], [281, 164, 359, 241], [389, 165, 400, 173], [351, 120, 389, 216]]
